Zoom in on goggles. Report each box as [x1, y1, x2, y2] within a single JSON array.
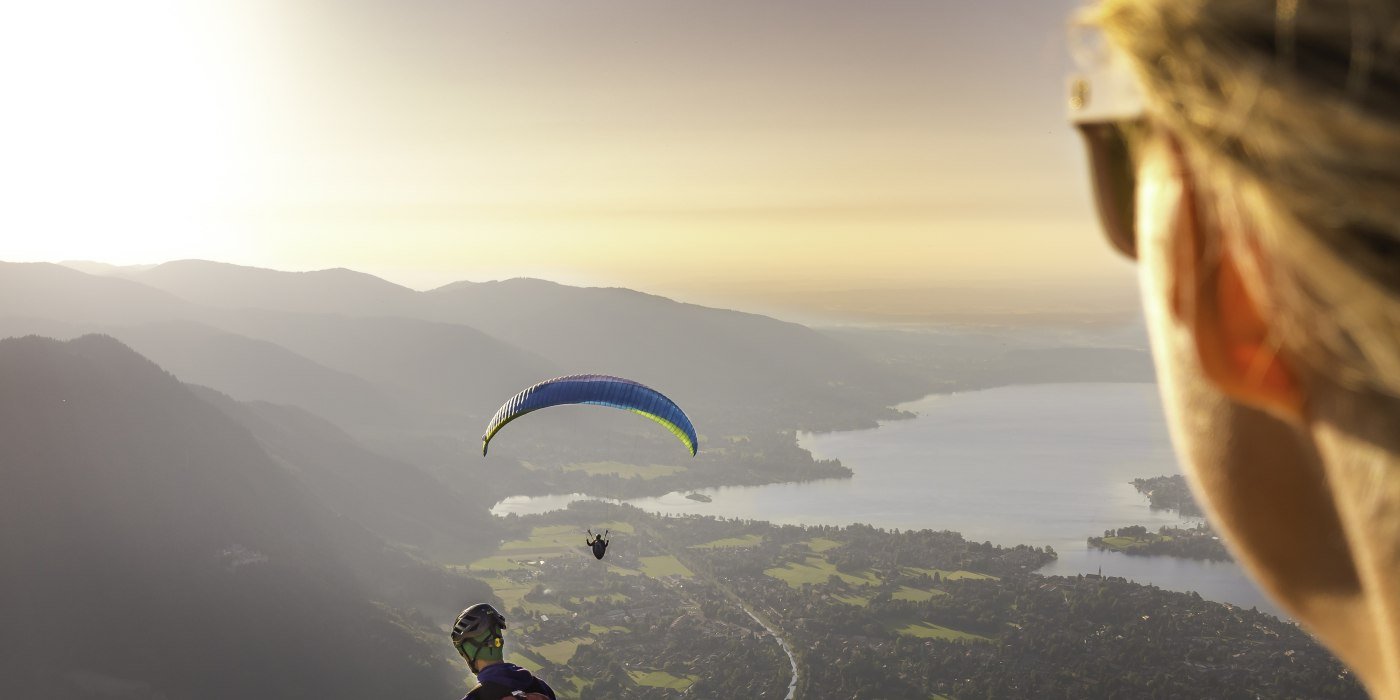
[[1068, 37, 1148, 260]]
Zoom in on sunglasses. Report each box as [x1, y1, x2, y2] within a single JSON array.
[[1068, 55, 1148, 260]]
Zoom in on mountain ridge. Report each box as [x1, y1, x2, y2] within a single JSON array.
[[0, 334, 460, 699], [27, 259, 923, 435]]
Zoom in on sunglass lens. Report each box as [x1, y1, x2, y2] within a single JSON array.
[[1078, 123, 1138, 259]]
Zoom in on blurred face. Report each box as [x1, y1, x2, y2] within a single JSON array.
[[1127, 134, 1375, 678]]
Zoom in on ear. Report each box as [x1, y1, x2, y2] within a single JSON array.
[[1168, 150, 1305, 423]]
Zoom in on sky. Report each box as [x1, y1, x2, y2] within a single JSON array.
[[0, 0, 1137, 317]]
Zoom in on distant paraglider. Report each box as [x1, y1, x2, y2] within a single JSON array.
[[586, 529, 610, 560], [480, 374, 698, 457]]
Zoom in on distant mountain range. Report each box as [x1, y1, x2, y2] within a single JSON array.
[[128, 259, 423, 317], [3, 260, 924, 435], [1, 258, 1153, 479]]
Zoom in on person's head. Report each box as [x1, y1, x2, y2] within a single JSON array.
[[451, 603, 507, 672], [1073, 0, 1400, 694]]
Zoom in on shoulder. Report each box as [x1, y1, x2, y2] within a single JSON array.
[[462, 681, 512, 700], [530, 676, 557, 696]]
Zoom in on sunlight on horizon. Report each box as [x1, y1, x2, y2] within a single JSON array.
[[0, 0, 1132, 306]]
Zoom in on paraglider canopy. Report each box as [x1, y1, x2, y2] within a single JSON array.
[[481, 374, 698, 457]]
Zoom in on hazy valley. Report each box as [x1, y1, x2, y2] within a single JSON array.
[[0, 260, 1356, 698]]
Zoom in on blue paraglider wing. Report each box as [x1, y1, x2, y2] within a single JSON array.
[[482, 374, 698, 457]]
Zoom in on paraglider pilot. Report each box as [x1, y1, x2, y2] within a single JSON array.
[[585, 529, 610, 560], [453, 603, 556, 700]]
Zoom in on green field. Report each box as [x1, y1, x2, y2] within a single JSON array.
[[905, 567, 997, 581], [531, 637, 590, 665], [511, 652, 545, 674], [629, 670, 697, 690], [896, 622, 990, 642], [692, 534, 763, 549], [806, 537, 841, 553], [766, 556, 881, 588], [562, 461, 685, 480], [501, 524, 585, 551], [575, 593, 628, 604], [593, 520, 636, 534], [469, 527, 578, 572], [523, 600, 570, 615], [1096, 534, 1171, 551], [639, 555, 694, 579], [833, 593, 871, 607], [475, 574, 532, 611], [586, 623, 630, 635], [468, 555, 535, 571], [893, 586, 946, 602], [565, 676, 589, 695]]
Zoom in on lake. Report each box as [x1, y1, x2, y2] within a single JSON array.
[[492, 383, 1281, 616]]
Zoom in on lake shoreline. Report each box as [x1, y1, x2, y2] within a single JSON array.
[[491, 383, 1282, 616]]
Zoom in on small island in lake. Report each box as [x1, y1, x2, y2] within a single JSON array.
[[685, 493, 713, 503], [1089, 523, 1233, 562], [1132, 474, 1204, 516]]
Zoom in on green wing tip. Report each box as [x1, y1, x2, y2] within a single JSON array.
[[482, 440, 489, 456]]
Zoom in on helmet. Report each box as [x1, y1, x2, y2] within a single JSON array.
[[452, 604, 506, 665]]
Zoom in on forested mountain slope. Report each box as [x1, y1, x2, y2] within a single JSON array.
[[0, 335, 460, 699]]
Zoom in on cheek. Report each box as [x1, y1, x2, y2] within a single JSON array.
[[1133, 151, 1228, 494], [1132, 150, 1288, 520], [1129, 146, 1365, 645]]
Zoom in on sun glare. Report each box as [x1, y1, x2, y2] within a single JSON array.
[[0, 1, 255, 263], [0, 0, 1116, 297]]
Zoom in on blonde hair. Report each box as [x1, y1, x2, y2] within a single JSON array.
[[1090, 0, 1400, 400]]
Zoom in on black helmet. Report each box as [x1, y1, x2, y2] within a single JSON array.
[[452, 603, 506, 644], [452, 604, 506, 665]]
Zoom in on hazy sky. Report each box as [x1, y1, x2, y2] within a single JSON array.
[[1, 0, 1134, 310]]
